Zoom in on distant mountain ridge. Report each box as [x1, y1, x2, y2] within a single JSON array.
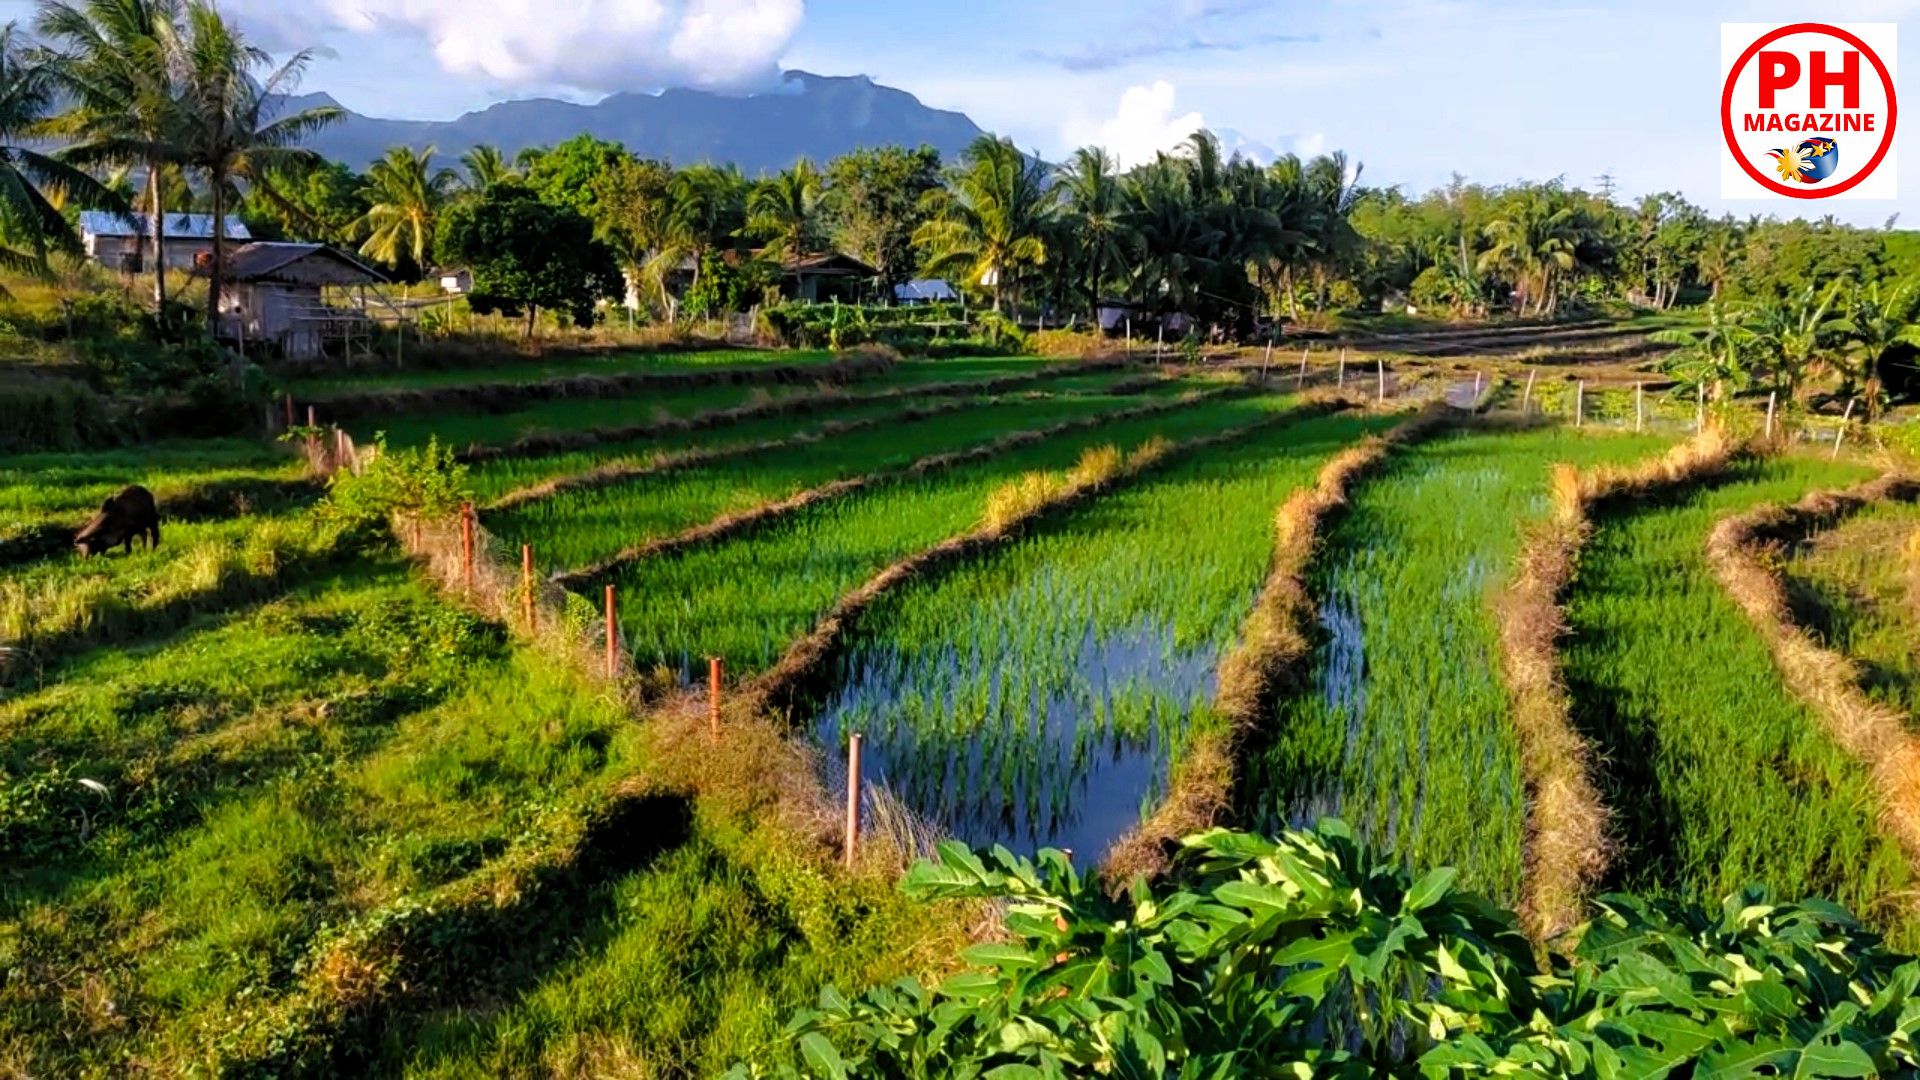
[[292, 71, 988, 174]]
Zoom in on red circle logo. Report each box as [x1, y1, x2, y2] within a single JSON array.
[[1721, 23, 1897, 199]]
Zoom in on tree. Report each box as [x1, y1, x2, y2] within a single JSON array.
[[660, 163, 747, 301], [437, 185, 622, 336], [822, 145, 941, 296], [914, 135, 1055, 312], [353, 144, 455, 271], [1833, 278, 1919, 417], [0, 22, 121, 285], [1747, 282, 1849, 401], [167, 0, 339, 326], [1058, 147, 1125, 313], [520, 133, 628, 222], [34, 0, 181, 305], [747, 158, 823, 262], [1655, 299, 1756, 402], [242, 157, 364, 246], [590, 154, 674, 309], [1478, 187, 1581, 316], [458, 143, 515, 193]]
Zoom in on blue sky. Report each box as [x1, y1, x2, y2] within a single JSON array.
[[3, 0, 1913, 225]]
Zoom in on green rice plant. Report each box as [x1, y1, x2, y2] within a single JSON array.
[[488, 380, 1193, 574], [1783, 499, 1920, 725], [287, 348, 842, 398], [814, 412, 1398, 857], [0, 440, 303, 522], [1562, 454, 1920, 944], [1241, 427, 1668, 903], [604, 394, 1294, 681]]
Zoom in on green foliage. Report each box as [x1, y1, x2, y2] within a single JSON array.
[[682, 249, 777, 318], [741, 822, 1920, 1078], [318, 435, 469, 534], [519, 133, 630, 222], [823, 145, 943, 289], [437, 186, 624, 329]]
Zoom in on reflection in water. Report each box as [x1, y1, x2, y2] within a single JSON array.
[[817, 604, 1222, 858]]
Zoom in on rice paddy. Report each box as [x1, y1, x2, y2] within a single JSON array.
[[1561, 454, 1920, 943], [1239, 427, 1668, 902], [289, 347, 840, 397], [1783, 499, 1920, 725], [489, 376, 1188, 574], [599, 392, 1290, 681], [814, 411, 1398, 856]]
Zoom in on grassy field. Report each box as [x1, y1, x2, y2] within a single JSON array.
[[1562, 454, 1920, 944], [814, 410, 1400, 858], [601, 392, 1289, 681], [1239, 426, 1668, 903], [488, 377, 1186, 574]]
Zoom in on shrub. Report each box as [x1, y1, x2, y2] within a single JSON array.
[[737, 822, 1920, 1078], [319, 435, 471, 537], [0, 376, 111, 452]]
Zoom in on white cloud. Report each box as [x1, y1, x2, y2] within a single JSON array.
[[1062, 81, 1205, 169], [227, 0, 803, 93]]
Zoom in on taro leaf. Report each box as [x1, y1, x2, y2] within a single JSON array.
[[1403, 867, 1458, 913], [798, 1033, 848, 1080], [1213, 880, 1295, 915], [905, 840, 1006, 897]]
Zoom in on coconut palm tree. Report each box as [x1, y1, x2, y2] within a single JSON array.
[[747, 158, 823, 261], [459, 143, 515, 193], [355, 145, 456, 269], [1478, 188, 1580, 316], [34, 0, 182, 305], [166, 0, 339, 326], [914, 135, 1055, 313], [0, 23, 121, 288], [1058, 146, 1125, 313], [658, 162, 746, 298]]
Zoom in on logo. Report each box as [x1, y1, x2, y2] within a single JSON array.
[[1721, 23, 1897, 200]]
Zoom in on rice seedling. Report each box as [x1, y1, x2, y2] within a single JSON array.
[[0, 440, 304, 521], [813, 412, 1398, 857], [1240, 426, 1668, 903], [1560, 454, 1920, 945], [287, 347, 841, 397], [602, 393, 1294, 683], [488, 379, 1196, 574], [1784, 498, 1920, 724]]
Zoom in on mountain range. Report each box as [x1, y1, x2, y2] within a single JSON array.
[[291, 71, 988, 175]]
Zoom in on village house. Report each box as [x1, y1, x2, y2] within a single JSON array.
[[214, 241, 386, 362], [78, 212, 251, 273]]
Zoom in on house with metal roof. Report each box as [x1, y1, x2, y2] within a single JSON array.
[[214, 242, 386, 362], [78, 212, 251, 273]]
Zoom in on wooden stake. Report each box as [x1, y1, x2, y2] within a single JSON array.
[[1833, 399, 1856, 459], [1337, 347, 1347, 388], [604, 584, 617, 679], [1124, 317, 1132, 359], [305, 405, 317, 457], [1156, 323, 1164, 363], [1522, 369, 1537, 414], [283, 392, 294, 429], [1473, 370, 1483, 404], [1376, 356, 1386, 402], [1575, 381, 1585, 428], [1296, 346, 1308, 389], [1697, 383, 1706, 432], [708, 656, 723, 736], [521, 544, 535, 630], [1636, 383, 1645, 432], [1261, 338, 1273, 382], [460, 502, 475, 592], [844, 733, 863, 868], [1765, 391, 1778, 441]]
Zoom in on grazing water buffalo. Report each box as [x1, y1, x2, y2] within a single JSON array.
[[75, 485, 160, 557]]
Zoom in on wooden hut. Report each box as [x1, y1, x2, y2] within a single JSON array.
[[216, 243, 386, 362]]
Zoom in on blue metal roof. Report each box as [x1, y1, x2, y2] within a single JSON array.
[[79, 211, 251, 241]]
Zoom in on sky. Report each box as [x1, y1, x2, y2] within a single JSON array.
[[1, 0, 1914, 225]]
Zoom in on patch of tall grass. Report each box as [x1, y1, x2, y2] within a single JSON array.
[[817, 413, 1396, 857], [1241, 427, 1668, 903], [1561, 455, 1920, 944], [1785, 500, 1920, 725]]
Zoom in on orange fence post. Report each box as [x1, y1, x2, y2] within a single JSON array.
[[604, 584, 618, 679], [521, 544, 535, 630], [844, 733, 863, 868], [305, 405, 317, 458], [709, 656, 723, 736], [460, 502, 475, 592], [283, 392, 294, 429]]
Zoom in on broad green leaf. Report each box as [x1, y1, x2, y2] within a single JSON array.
[[798, 1033, 848, 1080], [1404, 867, 1459, 913]]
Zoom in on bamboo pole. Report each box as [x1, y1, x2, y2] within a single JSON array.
[[1765, 391, 1778, 441], [709, 656, 723, 736], [1337, 347, 1347, 388], [1636, 383, 1645, 432], [283, 392, 294, 429], [1522, 369, 1537, 414], [521, 544, 535, 630], [1376, 356, 1386, 402], [1473, 370, 1483, 404], [1833, 399, 1856, 459], [844, 733, 863, 867], [1296, 346, 1308, 389], [460, 502, 475, 592], [1697, 383, 1706, 432], [1261, 338, 1273, 382], [1575, 381, 1584, 428], [604, 585, 617, 679]]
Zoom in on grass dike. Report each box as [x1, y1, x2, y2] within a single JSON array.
[[1707, 473, 1920, 866], [1490, 429, 1734, 941]]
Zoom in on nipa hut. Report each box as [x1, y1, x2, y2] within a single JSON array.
[[216, 242, 387, 362]]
